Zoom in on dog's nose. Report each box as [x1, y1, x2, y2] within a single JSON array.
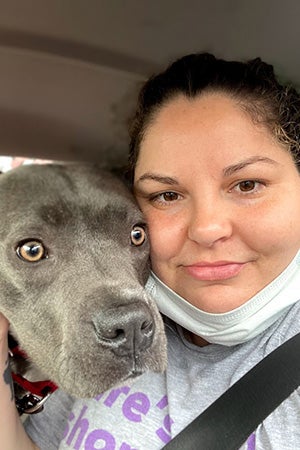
[[92, 303, 155, 356]]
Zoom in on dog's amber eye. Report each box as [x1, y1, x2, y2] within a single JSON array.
[[16, 240, 47, 262], [130, 225, 146, 246]]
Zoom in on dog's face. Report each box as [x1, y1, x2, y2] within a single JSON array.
[[0, 163, 167, 397]]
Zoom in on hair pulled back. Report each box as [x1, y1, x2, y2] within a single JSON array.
[[128, 53, 300, 182]]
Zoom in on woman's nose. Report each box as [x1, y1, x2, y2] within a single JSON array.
[[187, 198, 233, 247]]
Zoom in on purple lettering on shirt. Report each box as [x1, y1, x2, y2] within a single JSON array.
[[156, 395, 168, 409], [120, 443, 138, 450], [156, 414, 174, 444], [62, 412, 76, 440], [66, 405, 89, 450], [104, 386, 131, 407], [84, 429, 115, 450], [247, 433, 256, 450], [122, 392, 151, 422]]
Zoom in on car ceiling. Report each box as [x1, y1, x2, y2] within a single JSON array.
[[0, 0, 299, 167]]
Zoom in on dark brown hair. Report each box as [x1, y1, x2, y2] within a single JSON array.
[[127, 52, 300, 183]]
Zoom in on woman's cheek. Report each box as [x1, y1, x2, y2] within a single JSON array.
[[148, 215, 184, 263]]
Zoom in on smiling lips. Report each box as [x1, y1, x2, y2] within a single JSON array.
[[184, 261, 246, 281]]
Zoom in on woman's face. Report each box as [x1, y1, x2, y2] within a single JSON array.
[[134, 93, 300, 313]]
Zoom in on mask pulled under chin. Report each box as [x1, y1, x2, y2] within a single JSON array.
[[145, 251, 300, 346]]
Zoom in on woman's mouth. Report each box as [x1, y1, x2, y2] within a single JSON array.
[[184, 261, 246, 281]]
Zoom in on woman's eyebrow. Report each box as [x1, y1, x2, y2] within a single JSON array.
[[223, 156, 279, 177], [135, 173, 179, 185], [135, 157, 278, 184]]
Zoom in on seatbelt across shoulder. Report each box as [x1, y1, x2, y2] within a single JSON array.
[[163, 332, 300, 450]]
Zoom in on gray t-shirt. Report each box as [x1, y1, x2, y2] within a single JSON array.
[[25, 302, 300, 450]]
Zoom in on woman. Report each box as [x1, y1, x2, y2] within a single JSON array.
[[3, 53, 300, 449]]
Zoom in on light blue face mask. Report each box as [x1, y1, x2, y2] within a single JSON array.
[[146, 251, 300, 346]]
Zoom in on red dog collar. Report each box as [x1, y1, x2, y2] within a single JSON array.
[[9, 339, 58, 415]]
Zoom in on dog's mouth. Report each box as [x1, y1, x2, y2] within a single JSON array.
[[123, 367, 144, 383], [129, 358, 147, 378], [53, 340, 166, 398]]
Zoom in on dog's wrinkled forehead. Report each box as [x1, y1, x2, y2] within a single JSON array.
[[0, 164, 143, 235], [0, 163, 132, 203]]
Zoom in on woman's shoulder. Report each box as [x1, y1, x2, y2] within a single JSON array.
[[259, 300, 300, 354], [276, 299, 300, 335]]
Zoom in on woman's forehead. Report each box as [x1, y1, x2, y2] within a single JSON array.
[[133, 94, 298, 187], [140, 92, 263, 150], [138, 94, 279, 160]]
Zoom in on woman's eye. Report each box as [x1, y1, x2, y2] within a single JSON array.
[[151, 191, 180, 204], [130, 225, 146, 246], [232, 180, 265, 194], [16, 240, 47, 262], [162, 192, 178, 201], [238, 180, 257, 192]]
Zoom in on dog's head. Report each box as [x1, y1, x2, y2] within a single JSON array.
[[0, 163, 167, 397]]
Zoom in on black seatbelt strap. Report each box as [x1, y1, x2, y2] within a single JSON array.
[[163, 332, 300, 450]]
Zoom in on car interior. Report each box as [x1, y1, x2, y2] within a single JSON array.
[[2, 2, 300, 448], [0, 1, 298, 168]]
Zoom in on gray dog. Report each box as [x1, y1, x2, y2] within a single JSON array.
[[0, 163, 167, 411]]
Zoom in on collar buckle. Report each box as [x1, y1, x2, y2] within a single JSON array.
[[15, 391, 52, 415]]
